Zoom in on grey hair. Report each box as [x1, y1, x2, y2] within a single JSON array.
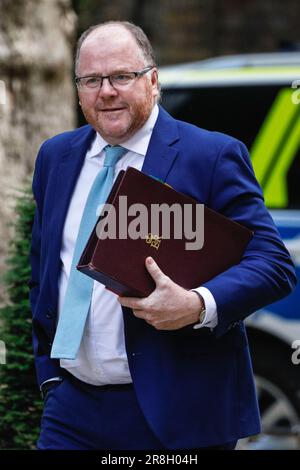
[[75, 21, 157, 74]]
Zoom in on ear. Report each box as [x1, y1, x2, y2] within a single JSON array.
[[151, 68, 159, 100], [151, 68, 158, 87]]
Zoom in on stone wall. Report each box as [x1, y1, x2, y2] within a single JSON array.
[[0, 0, 77, 300]]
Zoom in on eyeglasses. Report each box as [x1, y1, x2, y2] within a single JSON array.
[[75, 66, 155, 91]]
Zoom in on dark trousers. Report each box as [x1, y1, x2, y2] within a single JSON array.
[[37, 374, 237, 450]]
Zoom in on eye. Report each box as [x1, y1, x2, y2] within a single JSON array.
[[112, 73, 135, 84], [84, 77, 101, 88]]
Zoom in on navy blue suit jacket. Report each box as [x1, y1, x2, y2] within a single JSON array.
[[30, 106, 296, 448]]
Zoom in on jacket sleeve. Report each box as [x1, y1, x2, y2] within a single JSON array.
[[202, 139, 297, 337], [29, 145, 62, 386]]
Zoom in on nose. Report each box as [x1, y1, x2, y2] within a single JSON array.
[[97, 77, 118, 98]]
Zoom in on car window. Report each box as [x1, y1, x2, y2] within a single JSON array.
[[161, 85, 300, 209]]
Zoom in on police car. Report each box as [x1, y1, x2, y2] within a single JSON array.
[[159, 52, 300, 444]]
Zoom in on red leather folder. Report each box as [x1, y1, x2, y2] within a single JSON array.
[[77, 167, 253, 297]]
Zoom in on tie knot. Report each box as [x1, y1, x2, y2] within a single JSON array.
[[103, 145, 127, 167]]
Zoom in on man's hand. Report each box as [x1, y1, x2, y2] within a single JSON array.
[[118, 257, 204, 330]]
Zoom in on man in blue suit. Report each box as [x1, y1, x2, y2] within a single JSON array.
[[30, 21, 296, 450]]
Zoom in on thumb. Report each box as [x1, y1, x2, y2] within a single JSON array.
[[145, 257, 166, 285]]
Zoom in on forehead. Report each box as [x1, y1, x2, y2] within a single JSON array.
[[78, 25, 145, 72]]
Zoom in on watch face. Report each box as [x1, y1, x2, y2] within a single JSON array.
[[199, 309, 206, 324]]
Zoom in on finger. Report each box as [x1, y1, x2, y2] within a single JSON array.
[[118, 296, 145, 310], [132, 309, 150, 319], [132, 310, 155, 325], [145, 257, 166, 284]]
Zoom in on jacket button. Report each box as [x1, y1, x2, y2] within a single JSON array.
[[46, 310, 54, 319]]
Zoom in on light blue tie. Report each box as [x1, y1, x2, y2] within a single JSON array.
[[51, 145, 127, 359]]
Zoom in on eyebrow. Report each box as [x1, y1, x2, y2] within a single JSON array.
[[79, 68, 135, 77]]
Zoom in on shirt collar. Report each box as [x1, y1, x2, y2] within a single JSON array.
[[86, 104, 159, 160]]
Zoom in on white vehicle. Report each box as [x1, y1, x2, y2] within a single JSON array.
[[160, 52, 300, 444]]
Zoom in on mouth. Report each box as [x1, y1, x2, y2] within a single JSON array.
[[101, 107, 126, 113]]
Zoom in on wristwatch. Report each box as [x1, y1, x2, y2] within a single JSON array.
[[193, 308, 206, 329], [198, 307, 207, 324], [192, 291, 206, 329]]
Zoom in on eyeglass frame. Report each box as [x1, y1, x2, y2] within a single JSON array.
[[75, 65, 155, 90]]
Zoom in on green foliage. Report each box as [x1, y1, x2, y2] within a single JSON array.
[[0, 189, 43, 449]]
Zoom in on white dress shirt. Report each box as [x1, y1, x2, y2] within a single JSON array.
[[57, 105, 217, 385]]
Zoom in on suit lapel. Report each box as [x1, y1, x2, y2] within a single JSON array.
[[142, 106, 179, 181], [47, 126, 95, 296], [53, 126, 95, 232]]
